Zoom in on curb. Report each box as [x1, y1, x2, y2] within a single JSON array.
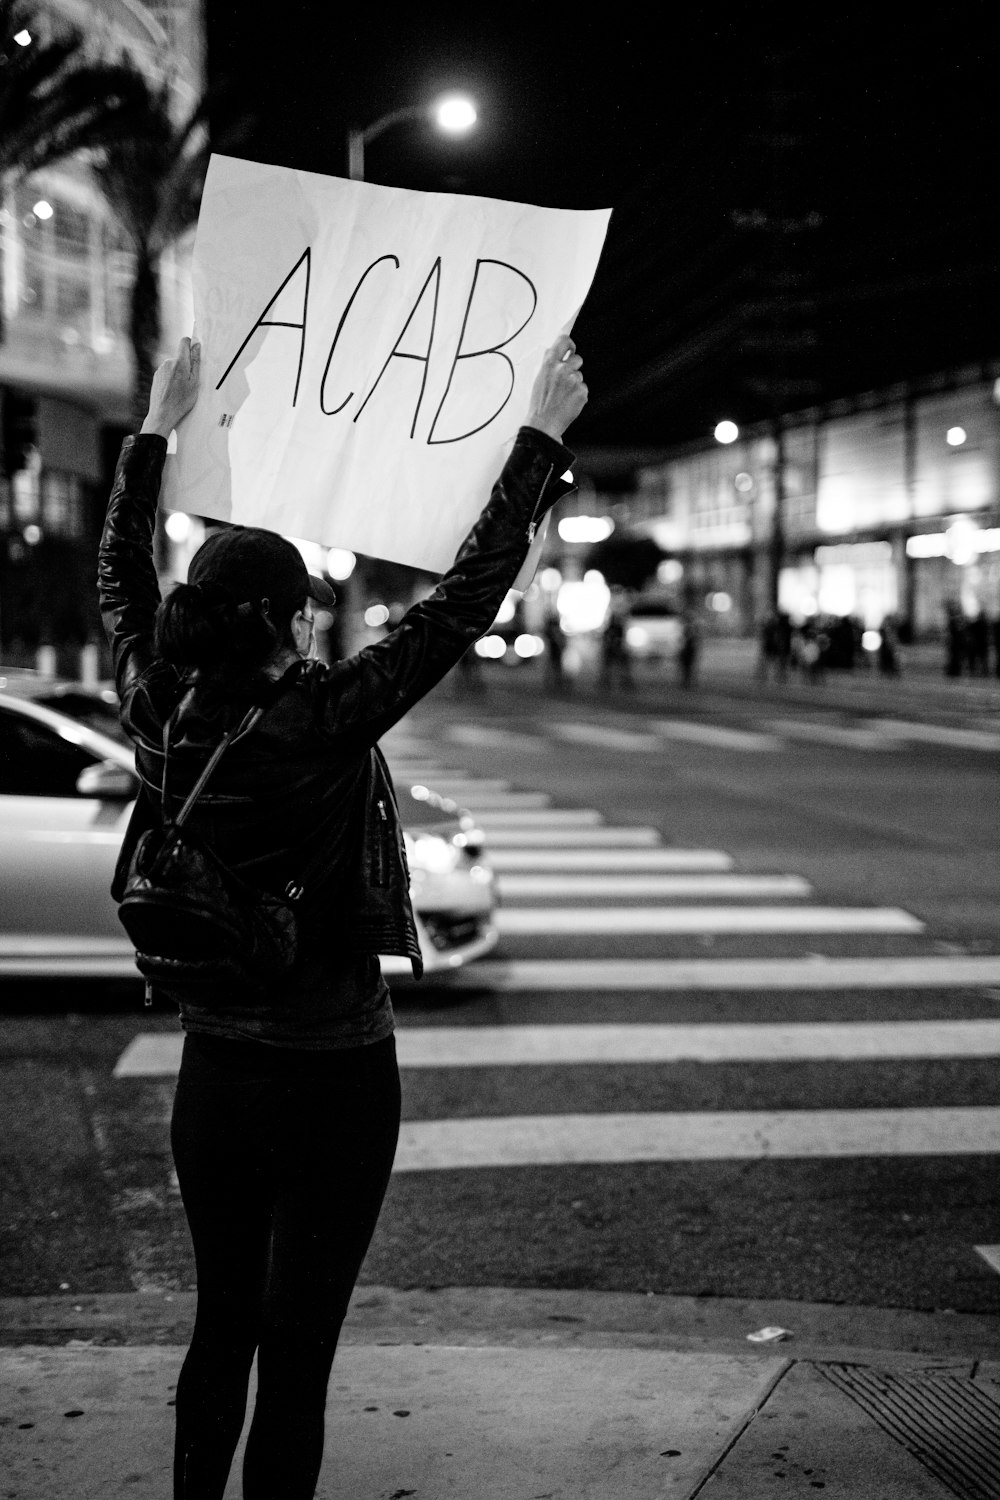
[[5, 1284, 1000, 1365]]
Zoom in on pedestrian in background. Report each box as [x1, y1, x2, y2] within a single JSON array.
[[966, 610, 990, 676], [543, 607, 567, 691], [759, 610, 792, 682], [678, 606, 701, 688], [599, 588, 633, 689], [944, 604, 966, 677], [877, 614, 901, 676], [98, 333, 588, 1500]]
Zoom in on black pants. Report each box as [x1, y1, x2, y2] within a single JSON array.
[[170, 1031, 401, 1500]]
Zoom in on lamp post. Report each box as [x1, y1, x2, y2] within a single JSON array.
[[346, 93, 477, 181]]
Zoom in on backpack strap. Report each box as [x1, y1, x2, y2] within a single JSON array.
[[156, 672, 337, 906], [160, 703, 263, 826]]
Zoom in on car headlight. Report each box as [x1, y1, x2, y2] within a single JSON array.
[[406, 831, 462, 875]]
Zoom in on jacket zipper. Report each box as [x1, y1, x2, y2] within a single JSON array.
[[526, 462, 556, 545], [374, 797, 389, 885]]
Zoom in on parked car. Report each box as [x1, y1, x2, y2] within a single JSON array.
[[0, 674, 497, 981]]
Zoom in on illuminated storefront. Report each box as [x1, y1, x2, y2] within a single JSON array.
[[627, 365, 1000, 638]]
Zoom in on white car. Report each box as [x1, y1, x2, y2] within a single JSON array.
[[0, 674, 497, 982], [625, 599, 683, 660]]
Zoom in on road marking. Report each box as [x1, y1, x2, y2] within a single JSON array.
[[24, 830, 123, 844], [431, 791, 553, 810], [394, 1108, 1000, 1170], [495, 906, 924, 935], [550, 722, 663, 752], [974, 1246, 1000, 1276], [399, 1021, 1000, 1065], [391, 767, 471, 783], [498, 873, 812, 900], [0, 936, 132, 956], [448, 955, 1000, 990], [488, 848, 733, 872], [651, 719, 783, 752], [445, 724, 546, 753], [114, 1018, 1000, 1079], [405, 778, 511, 795], [475, 809, 604, 827], [861, 719, 1000, 752], [483, 827, 664, 847], [765, 720, 891, 751]]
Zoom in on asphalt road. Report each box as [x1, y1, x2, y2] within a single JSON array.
[[3, 659, 1000, 1318]]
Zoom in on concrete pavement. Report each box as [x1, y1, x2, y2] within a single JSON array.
[[4, 1285, 1000, 1497]]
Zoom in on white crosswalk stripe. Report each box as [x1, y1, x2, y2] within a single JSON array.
[[445, 955, 1000, 990], [861, 718, 1000, 752], [488, 848, 734, 872], [428, 790, 553, 810], [497, 873, 811, 900], [444, 723, 548, 753], [651, 719, 783, 752], [425, 715, 1000, 757], [764, 719, 891, 750], [550, 722, 663, 752], [393, 1108, 1000, 1170], [484, 826, 663, 847], [476, 808, 604, 827], [113, 1019, 1000, 1079], [495, 905, 923, 935]]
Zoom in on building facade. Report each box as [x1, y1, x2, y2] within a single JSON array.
[[617, 364, 1000, 641], [0, 0, 201, 672]]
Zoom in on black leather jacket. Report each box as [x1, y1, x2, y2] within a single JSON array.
[[99, 426, 573, 1009]]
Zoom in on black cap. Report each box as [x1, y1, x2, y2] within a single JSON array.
[[188, 525, 336, 621]]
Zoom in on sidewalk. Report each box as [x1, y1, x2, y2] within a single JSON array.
[[4, 1285, 1000, 1497], [453, 636, 1000, 725]]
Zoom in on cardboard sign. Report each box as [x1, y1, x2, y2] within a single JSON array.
[[162, 154, 610, 574]]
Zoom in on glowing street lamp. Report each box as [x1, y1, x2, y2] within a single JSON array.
[[347, 93, 478, 181], [714, 420, 739, 445]]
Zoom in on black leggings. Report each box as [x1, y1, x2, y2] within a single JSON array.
[[170, 1031, 401, 1500]]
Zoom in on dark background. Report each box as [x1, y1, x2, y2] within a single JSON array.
[[204, 7, 997, 450]]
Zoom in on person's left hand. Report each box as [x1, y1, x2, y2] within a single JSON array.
[[140, 336, 201, 438]]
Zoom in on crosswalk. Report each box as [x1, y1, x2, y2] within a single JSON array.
[[443, 715, 1000, 755], [114, 725, 1000, 1200]]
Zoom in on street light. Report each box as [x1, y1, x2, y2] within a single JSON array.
[[346, 93, 477, 181], [714, 420, 739, 445]]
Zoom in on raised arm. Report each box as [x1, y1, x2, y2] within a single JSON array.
[[313, 337, 589, 742], [97, 339, 201, 699]]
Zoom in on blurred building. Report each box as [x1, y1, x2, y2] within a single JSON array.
[[0, 0, 202, 673], [602, 362, 1000, 641]]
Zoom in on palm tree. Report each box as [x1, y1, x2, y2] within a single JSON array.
[[0, 0, 148, 341], [91, 77, 248, 424]]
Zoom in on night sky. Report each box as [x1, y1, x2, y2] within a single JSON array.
[[205, 7, 997, 453]]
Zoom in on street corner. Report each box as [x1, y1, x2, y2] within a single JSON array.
[[0, 1340, 788, 1499], [699, 1356, 998, 1499], [317, 1342, 788, 1497], [0, 1343, 180, 1496]]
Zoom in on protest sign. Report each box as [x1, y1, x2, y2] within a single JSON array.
[[162, 154, 610, 574]]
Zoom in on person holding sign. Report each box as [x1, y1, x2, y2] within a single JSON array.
[[98, 332, 586, 1500]]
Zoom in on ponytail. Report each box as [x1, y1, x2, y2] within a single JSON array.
[[154, 580, 279, 682]]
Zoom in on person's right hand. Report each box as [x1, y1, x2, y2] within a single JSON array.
[[524, 336, 588, 442], [140, 336, 201, 438]]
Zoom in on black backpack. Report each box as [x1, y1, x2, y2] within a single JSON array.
[[118, 702, 308, 1003]]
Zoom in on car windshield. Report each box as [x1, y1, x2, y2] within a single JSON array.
[[32, 690, 129, 745]]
